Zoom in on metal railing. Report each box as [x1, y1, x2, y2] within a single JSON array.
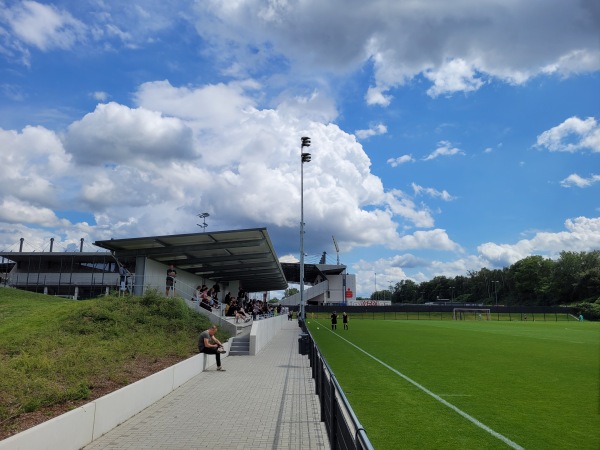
[[303, 329, 375, 450]]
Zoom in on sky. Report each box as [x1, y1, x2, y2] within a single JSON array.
[[0, 0, 599, 298]]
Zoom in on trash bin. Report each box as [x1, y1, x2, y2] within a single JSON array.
[[298, 332, 309, 355]]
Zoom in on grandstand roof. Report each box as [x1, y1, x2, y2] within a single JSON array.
[[94, 228, 287, 293], [280, 263, 346, 284]]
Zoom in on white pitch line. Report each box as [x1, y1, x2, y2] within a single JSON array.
[[329, 329, 524, 450]]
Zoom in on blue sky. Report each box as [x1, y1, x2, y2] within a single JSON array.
[[1, 0, 599, 297]]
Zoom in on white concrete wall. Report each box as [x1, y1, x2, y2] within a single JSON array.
[[283, 274, 357, 307], [249, 314, 288, 355], [0, 342, 230, 450]]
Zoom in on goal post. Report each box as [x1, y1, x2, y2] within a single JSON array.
[[453, 308, 491, 321]]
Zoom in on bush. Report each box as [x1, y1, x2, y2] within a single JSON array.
[[572, 300, 600, 321]]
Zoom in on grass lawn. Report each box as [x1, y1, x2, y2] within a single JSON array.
[[307, 318, 599, 450]]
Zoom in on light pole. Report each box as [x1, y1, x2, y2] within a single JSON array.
[[450, 287, 455, 303], [299, 137, 311, 322], [374, 272, 377, 300], [492, 281, 499, 306], [197, 212, 209, 232]]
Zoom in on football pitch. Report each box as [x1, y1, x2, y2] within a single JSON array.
[[306, 317, 599, 449]]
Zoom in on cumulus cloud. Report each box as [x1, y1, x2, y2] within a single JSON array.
[[478, 217, 600, 267], [394, 229, 462, 252], [387, 154, 415, 167], [536, 116, 600, 153], [63, 102, 197, 166], [560, 173, 600, 188], [425, 58, 485, 97], [355, 123, 387, 140], [423, 141, 465, 161], [0, 125, 71, 207], [1, 78, 454, 259]]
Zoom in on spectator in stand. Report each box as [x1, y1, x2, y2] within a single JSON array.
[[228, 299, 250, 323], [165, 264, 177, 297], [192, 285, 202, 302], [225, 297, 237, 316], [198, 325, 226, 371], [199, 286, 212, 311], [209, 288, 219, 309], [119, 263, 131, 294]]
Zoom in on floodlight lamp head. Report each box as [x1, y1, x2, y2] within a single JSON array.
[[301, 136, 311, 148], [301, 152, 312, 162]]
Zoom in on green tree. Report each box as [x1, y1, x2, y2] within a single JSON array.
[[393, 279, 418, 303], [284, 287, 299, 297], [509, 255, 554, 305]]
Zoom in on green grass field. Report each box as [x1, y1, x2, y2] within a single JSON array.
[[307, 317, 600, 450]]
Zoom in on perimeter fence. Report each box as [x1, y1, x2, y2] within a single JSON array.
[[299, 324, 375, 450], [305, 305, 579, 322]]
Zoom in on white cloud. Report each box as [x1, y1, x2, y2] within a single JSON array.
[[387, 154, 414, 167], [0, 125, 71, 207], [62, 102, 197, 166], [189, 0, 600, 104], [4, 1, 86, 51], [355, 123, 387, 139], [478, 217, 600, 267], [423, 141, 465, 161], [394, 229, 462, 252], [365, 86, 392, 106], [412, 183, 456, 201], [425, 58, 485, 97], [1, 80, 450, 259], [91, 91, 109, 101], [0, 197, 66, 227], [560, 173, 600, 188], [536, 116, 600, 153], [275, 90, 338, 124]]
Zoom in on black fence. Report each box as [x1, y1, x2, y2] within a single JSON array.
[[305, 304, 579, 322], [300, 326, 375, 450]]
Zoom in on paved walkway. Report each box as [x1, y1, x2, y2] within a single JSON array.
[[84, 321, 330, 450]]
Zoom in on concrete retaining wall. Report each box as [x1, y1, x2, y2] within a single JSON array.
[[249, 314, 289, 355], [0, 342, 229, 450]]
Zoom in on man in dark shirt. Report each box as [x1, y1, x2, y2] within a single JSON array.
[[198, 325, 226, 371], [331, 311, 338, 330], [165, 264, 177, 297]]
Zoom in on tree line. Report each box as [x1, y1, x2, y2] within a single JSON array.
[[369, 250, 600, 307]]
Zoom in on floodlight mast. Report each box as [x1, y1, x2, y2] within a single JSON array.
[[332, 235, 340, 265], [300, 136, 311, 323], [196, 212, 210, 232]]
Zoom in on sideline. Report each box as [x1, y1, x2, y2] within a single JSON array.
[[312, 320, 524, 450]]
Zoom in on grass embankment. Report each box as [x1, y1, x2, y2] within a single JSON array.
[[0, 288, 221, 439]]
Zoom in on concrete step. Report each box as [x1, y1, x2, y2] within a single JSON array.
[[229, 335, 250, 356]]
